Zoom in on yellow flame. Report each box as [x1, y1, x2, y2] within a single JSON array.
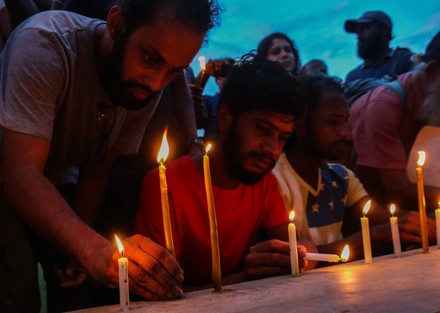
[[157, 130, 169, 164], [438, 200, 440, 209], [417, 151, 426, 167], [198, 56, 206, 71], [390, 204, 396, 216], [362, 200, 371, 216], [205, 143, 212, 154], [289, 210, 295, 222], [340, 244, 350, 262], [114, 234, 125, 256]]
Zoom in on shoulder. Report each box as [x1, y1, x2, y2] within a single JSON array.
[[345, 64, 364, 82]]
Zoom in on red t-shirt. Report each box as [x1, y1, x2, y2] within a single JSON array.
[[134, 155, 288, 287]]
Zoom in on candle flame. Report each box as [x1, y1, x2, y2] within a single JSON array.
[[417, 151, 426, 167], [289, 210, 295, 222], [114, 234, 125, 256], [340, 245, 350, 262], [438, 200, 440, 209], [157, 130, 169, 164], [390, 204, 396, 216], [198, 56, 206, 71], [205, 143, 212, 154], [362, 200, 371, 216]]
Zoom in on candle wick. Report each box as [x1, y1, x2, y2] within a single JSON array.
[[121, 249, 125, 257]]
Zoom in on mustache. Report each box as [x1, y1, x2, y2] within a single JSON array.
[[249, 152, 277, 165], [123, 81, 160, 97]]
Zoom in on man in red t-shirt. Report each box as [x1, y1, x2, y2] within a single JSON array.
[[135, 55, 314, 289]]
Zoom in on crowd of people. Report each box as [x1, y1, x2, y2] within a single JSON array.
[[0, 1, 439, 312]]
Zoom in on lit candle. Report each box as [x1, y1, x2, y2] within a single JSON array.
[[389, 204, 401, 257], [288, 211, 300, 277], [203, 144, 222, 291], [195, 56, 208, 88], [306, 245, 350, 263], [361, 200, 372, 264], [416, 151, 429, 252], [114, 234, 129, 312], [436, 201, 440, 249], [157, 130, 175, 257]]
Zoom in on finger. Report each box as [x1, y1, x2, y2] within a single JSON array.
[[250, 239, 290, 254], [126, 236, 183, 298], [245, 251, 290, 268]]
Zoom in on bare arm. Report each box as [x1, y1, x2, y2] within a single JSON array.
[[3, 129, 183, 299], [359, 166, 440, 212]]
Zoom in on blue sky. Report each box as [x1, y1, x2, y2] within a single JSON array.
[[194, 0, 440, 94]]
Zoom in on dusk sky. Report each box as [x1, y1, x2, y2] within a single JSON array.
[[194, 0, 440, 94]]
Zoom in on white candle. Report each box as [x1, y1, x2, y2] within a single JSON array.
[[157, 131, 175, 257], [288, 211, 300, 277], [306, 245, 350, 263], [436, 201, 440, 249], [203, 144, 222, 291], [115, 235, 129, 312], [389, 204, 401, 257], [416, 151, 429, 252], [361, 200, 372, 264], [305, 253, 340, 263]]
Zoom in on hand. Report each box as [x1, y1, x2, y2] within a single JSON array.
[[86, 235, 184, 301], [372, 211, 436, 244], [242, 239, 307, 281], [55, 260, 88, 288]]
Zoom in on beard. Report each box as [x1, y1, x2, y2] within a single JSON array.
[[222, 122, 276, 185], [357, 31, 388, 61], [100, 31, 160, 110], [422, 78, 440, 126]]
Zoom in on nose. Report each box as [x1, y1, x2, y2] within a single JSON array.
[[340, 123, 351, 140], [261, 136, 282, 159], [145, 68, 176, 92]]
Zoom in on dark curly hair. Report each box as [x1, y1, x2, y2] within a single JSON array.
[[219, 53, 305, 120]]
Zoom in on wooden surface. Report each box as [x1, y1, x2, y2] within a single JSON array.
[[72, 247, 440, 313]]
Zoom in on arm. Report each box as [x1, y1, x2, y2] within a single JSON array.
[[359, 166, 440, 212], [3, 130, 183, 299]]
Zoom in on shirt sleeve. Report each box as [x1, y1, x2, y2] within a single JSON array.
[[344, 167, 368, 207], [350, 86, 408, 169], [0, 27, 67, 140]]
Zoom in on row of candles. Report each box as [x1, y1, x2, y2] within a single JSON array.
[[113, 139, 439, 310]]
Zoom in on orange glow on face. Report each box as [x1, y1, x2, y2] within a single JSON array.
[[417, 151, 426, 167], [340, 245, 350, 262], [157, 130, 169, 164], [362, 200, 371, 216]]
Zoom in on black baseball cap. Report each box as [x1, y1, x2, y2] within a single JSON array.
[[344, 11, 392, 33]]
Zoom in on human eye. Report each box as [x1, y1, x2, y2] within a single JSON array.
[[255, 122, 269, 133], [144, 53, 159, 66], [269, 48, 281, 55]]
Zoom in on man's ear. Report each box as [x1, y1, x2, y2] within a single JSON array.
[[106, 6, 126, 40], [217, 103, 233, 133]]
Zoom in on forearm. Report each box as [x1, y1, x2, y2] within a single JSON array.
[[4, 169, 111, 270]]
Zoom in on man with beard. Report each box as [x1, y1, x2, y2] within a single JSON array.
[[344, 11, 413, 82], [0, 0, 220, 311], [272, 75, 435, 264], [350, 31, 440, 213], [135, 55, 312, 289]]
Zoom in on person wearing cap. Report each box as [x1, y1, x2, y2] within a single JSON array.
[[344, 10, 414, 82], [349, 31, 440, 213]]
